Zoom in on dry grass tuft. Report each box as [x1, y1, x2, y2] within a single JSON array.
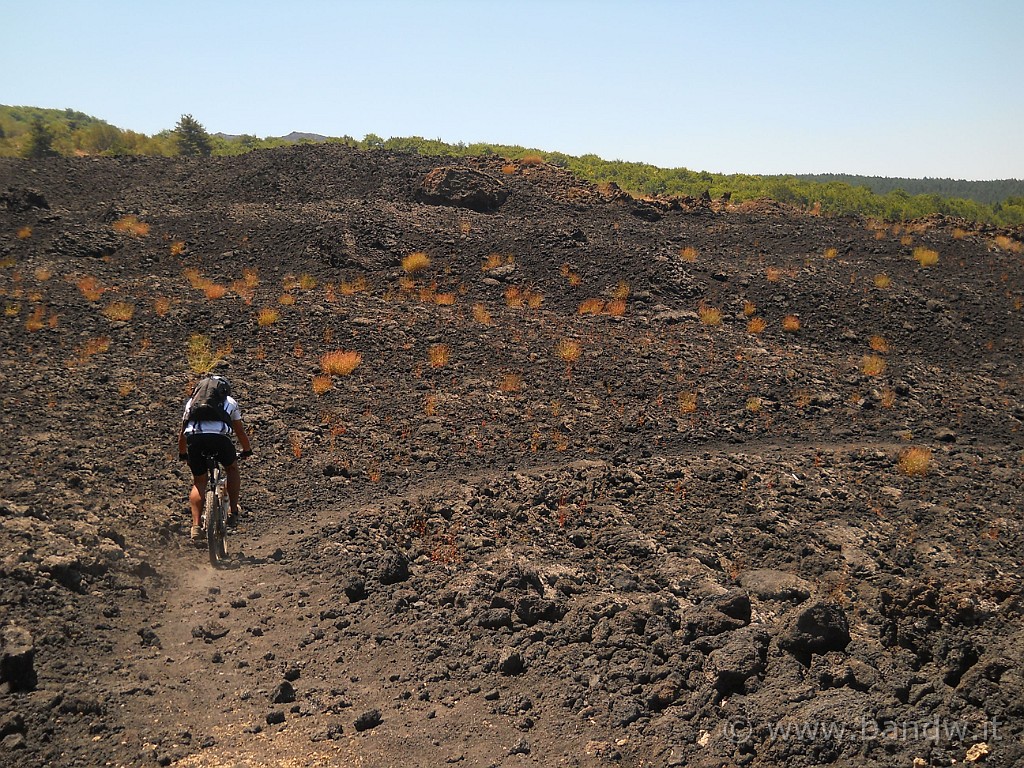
[[402, 251, 431, 275], [747, 317, 767, 334], [428, 344, 450, 368], [499, 373, 522, 392], [102, 301, 135, 321], [782, 315, 801, 332], [33, 266, 52, 281], [951, 228, 969, 240], [471, 303, 493, 325], [434, 292, 456, 306], [257, 308, 280, 326], [612, 281, 631, 300], [861, 354, 887, 376], [482, 253, 508, 272], [321, 350, 362, 376], [170, 240, 186, 256], [898, 446, 932, 477], [154, 297, 171, 316], [289, 432, 303, 459], [698, 304, 722, 326], [278, 294, 296, 306], [678, 391, 698, 414], [501, 163, 516, 175], [25, 306, 45, 332], [913, 247, 939, 267], [312, 375, 333, 395], [17, 226, 32, 240], [992, 235, 1022, 253], [204, 284, 228, 300], [745, 396, 763, 412], [880, 388, 897, 408], [679, 246, 698, 263], [339, 276, 368, 295], [578, 298, 605, 315], [187, 334, 225, 374], [874, 273, 892, 289], [504, 286, 524, 308], [555, 338, 582, 364], [77, 276, 105, 301], [869, 335, 890, 353], [900, 235, 914, 247], [765, 267, 782, 282], [743, 300, 757, 317], [520, 153, 544, 166], [299, 274, 317, 290], [823, 247, 838, 259], [112, 215, 150, 237], [604, 298, 627, 317]]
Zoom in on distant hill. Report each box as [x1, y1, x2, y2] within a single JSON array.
[[794, 173, 1024, 207], [3, 105, 1023, 226]]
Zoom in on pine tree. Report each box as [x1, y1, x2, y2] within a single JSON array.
[[24, 118, 58, 158], [174, 114, 212, 157]]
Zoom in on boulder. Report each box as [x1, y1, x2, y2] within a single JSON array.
[[417, 166, 509, 212], [0, 626, 36, 692]]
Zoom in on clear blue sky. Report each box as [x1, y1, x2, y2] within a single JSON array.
[[3, 0, 1022, 180]]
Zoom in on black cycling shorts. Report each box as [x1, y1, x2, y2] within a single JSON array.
[[186, 433, 237, 476]]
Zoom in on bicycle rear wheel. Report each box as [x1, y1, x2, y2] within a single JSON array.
[[205, 488, 227, 567]]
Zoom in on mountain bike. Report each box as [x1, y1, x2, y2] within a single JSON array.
[[201, 450, 231, 567]]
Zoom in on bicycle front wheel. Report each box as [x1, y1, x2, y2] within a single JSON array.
[[204, 489, 226, 567]]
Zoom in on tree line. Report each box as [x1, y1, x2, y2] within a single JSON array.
[[2, 105, 1021, 227]]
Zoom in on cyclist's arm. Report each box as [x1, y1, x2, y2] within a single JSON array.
[[232, 420, 252, 454]]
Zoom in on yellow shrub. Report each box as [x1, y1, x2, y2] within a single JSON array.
[[428, 344, 450, 368], [16, 226, 32, 240], [499, 373, 522, 392], [25, 306, 45, 332], [504, 286, 524, 308], [312, 375, 333, 395], [747, 317, 766, 334], [77, 276, 105, 301], [482, 254, 505, 272], [698, 305, 722, 326], [555, 339, 581, 363], [613, 281, 631, 300], [578, 298, 605, 315], [678, 391, 698, 414], [604, 299, 627, 317], [823, 247, 838, 259], [170, 240, 186, 256], [869, 335, 890, 352], [520, 153, 544, 166], [898, 446, 931, 476], [913, 247, 939, 267], [257, 308, 280, 326], [102, 301, 135, 321], [745, 396, 762, 412], [874, 274, 892, 289], [402, 251, 431, 274], [743, 300, 756, 317], [340, 276, 368, 295], [861, 355, 887, 376], [33, 266, 51, 281], [204, 284, 227, 300], [782, 315, 800, 332], [299, 273, 317, 290], [679, 246, 698, 263], [434, 292, 456, 306], [112, 215, 149, 237], [278, 294, 296, 305], [154, 297, 171, 316], [765, 267, 782, 282], [471, 303, 493, 325], [321, 350, 362, 376], [187, 334, 224, 374]]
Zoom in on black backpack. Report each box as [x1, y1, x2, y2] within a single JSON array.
[[184, 376, 232, 426]]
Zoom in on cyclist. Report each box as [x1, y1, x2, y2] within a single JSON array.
[[177, 375, 253, 544]]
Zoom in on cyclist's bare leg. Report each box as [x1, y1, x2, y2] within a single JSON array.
[[226, 461, 241, 515], [190, 474, 208, 527]]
